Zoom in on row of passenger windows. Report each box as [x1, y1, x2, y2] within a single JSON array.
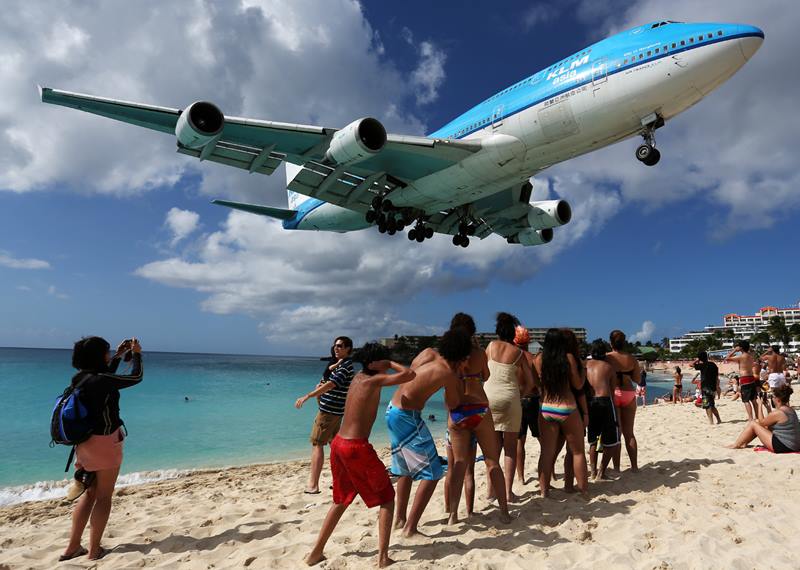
[[621, 30, 723, 65]]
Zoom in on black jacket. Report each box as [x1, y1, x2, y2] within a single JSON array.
[[72, 353, 143, 435]]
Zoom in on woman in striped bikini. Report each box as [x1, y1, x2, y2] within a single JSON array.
[[533, 328, 589, 498]]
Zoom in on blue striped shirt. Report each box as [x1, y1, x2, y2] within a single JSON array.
[[318, 358, 354, 416]]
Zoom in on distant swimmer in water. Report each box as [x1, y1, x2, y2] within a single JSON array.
[[184, 396, 190, 402], [428, 414, 436, 421]]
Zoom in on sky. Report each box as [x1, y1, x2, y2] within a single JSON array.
[[1, 0, 798, 355]]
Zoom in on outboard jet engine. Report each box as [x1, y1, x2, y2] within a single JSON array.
[[175, 101, 224, 148]]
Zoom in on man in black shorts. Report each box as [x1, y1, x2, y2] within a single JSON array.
[[693, 351, 722, 425], [586, 340, 619, 480]]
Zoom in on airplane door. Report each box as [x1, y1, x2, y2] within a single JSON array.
[[591, 58, 608, 93], [492, 104, 504, 129]]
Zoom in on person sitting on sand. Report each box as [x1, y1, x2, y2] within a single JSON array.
[[295, 336, 354, 494], [60, 336, 143, 562], [305, 343, 415, 567], [605, 330, 642, 473], [726, 384, 800, 453], [533, 328, 589, 497], [586, 340, 620, 480], [443, 313, 510, 525], [692, 351, 722, 425], [388, 329, 492, 537], [725, 340, 759, 421], [672, 366, 683, 404]]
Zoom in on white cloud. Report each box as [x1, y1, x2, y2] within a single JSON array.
[[0, 250, 50, 269], [399, 27, 447, 105], [631, 320, 656, 343], [47, 285, 69, 300], [165, 207, 200, 246], [523, 3, 561, 30], [16, 285, 31, 291]]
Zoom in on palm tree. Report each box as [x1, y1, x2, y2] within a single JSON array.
[[750, 331, 771, 351], [767, 316, 791, 348]]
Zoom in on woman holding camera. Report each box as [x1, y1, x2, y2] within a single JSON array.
[[60, 336, 143, 562]]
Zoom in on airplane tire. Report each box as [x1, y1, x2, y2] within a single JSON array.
[[452, 235, 461, 246], [635, 144, 653, 162], [371, 196, 383, 210], [643, 148, 661, 166], [388, 228, 396, 236], [396, 222, 406, 232], [425, 227, 434, 239], [377, 212, 387, 225], [382, 199, 394, 212], [416, 232, 425, 243], [408, 229, 417, 241], [461, 237, 470, 248], [365, 210, 377, 224], [378, 223, 387, 233], [387, 218, 397, 232]]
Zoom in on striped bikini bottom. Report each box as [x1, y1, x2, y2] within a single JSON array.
[[540, 402, 577, 424]]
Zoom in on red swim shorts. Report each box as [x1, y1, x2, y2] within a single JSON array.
[[330, 436, 395, 508]]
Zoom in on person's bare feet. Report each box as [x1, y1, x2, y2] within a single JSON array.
[[447, 512, 459, 525], [393, 518, 406, 530], [402, 526, 422, 538], [563, 485, 576, 494], [724, 443, 743, 449], [378, 555, 396, 567], [87, 547, 110, 561], [499, 510, 512, 524], [305, 551, 326, 566], [508, 492, 521, 503]]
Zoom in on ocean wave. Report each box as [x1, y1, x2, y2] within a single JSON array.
[[0, 468, 192, 508]]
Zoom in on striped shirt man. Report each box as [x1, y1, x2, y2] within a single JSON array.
[[318, 358, 354, 416]]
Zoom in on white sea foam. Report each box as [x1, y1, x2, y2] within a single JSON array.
[[0, 469, 192, 507]]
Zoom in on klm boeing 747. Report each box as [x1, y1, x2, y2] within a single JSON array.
[[41, 20, 763, 248]]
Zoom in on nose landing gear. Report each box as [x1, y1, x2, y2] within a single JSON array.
[[635, 119, 662, 166]]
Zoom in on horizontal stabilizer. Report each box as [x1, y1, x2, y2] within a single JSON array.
[[211, 199, 296, 220]]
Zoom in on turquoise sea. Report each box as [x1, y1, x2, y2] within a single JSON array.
[[0, 348, 673, 506]]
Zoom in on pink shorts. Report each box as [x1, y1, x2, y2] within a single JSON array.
[[75, 427, 125, 472]]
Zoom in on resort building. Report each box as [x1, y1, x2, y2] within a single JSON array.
[[669, 304, 800, 353]]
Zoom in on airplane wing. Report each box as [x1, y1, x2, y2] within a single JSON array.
[[419, 183, 566, 246], [39, 87, 481, 212]]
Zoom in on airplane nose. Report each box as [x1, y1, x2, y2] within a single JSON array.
[[738, 25, 764, 61]]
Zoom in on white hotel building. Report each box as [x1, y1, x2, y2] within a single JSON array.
[[669, 304, 800, 354]]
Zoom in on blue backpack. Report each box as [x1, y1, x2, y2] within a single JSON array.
[[50, 373, 94, 471]]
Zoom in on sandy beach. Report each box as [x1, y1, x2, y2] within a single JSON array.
[[1, 396, 798, 570]]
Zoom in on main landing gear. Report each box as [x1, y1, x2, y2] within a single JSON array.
[[408, 222, 434, 243], [366, 195, 411, 236], [635, 119, 662, 166], [451, 221, 476, 248]]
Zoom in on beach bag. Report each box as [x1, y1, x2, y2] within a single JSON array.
[[50, 373, 94, 471]]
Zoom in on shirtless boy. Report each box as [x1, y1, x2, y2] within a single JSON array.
[[761, 345, 787, 388], [586, 340, 620, 480], [387, 329, 471, 537], [725, 340, 759, 420], [306, 343, 415, 568]]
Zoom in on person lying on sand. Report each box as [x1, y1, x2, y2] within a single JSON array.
[[305, 343, 415, 568], [725, 384, 800, 454]]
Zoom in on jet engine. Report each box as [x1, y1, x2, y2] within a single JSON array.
[[510, 228, 554, 246], [527, 199, 572, 230], [175, 101, 224, 148], [325, 118, 387, 165]]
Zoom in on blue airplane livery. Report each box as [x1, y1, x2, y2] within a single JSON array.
[[41, 20, 764, 248]]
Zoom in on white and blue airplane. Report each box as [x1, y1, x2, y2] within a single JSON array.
[[41, 20, 763, 248]]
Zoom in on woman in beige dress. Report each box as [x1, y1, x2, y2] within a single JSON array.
[[484, 312, 533, 502]]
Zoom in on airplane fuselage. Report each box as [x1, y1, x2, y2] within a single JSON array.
[[293, 21, 763, 232]]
